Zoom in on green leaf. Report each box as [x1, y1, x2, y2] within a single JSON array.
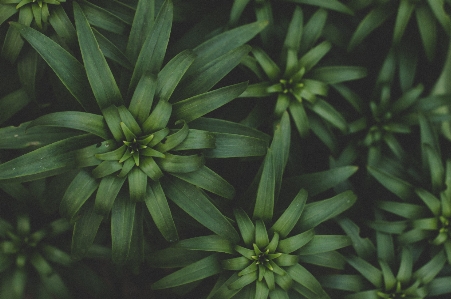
[[92, 27, 133, 70], [277, 229, 314, 254], [157, 49, 197, 102], [148, 247, 208, 268], [172, 129, 216, 151], [60, 170, 99, 223], [173, 81, 248, 123], [92, 160, 122, 178], [129, 0, 172, 94], [282, 166, 358, 199], [297, 235, 351, 255], [271, 189, 307, 238], [111, 192, 135, 264], [299, 41, 332, 72], [74, 2, 123, 110], [189, 117, 270, 143], [154, 121, 189, 152], [376, 201, 427, 219], [0, 134, 101, 182], [336, 217, 376, 260], [128, 167, 147, 202], [222, 257, 250, 271], [0, 89, 32, 124], [393, 0, 415, 44], [319, 274, 364, 292], [287, 0, 354, 15], [310, 66, 367, 84], [414, 188, 441, 215], [28, 111, 111, 140], [367, 166, 414, 201], [203, 132, 268, 158], [94, 175, 126, 216], [152, 254, 222, 289], [271, 111, 291, 199], [298, 251, 346, 270], [157, 153, 204, 173], [0, 4, 17, 27], [255, 220, 269, 248], [252, 47, 281, 81], [175, 235, 234, 254], [234, 209, 255, 247], [253, 149, 275, 222], [283, 5, 303, 52], [144, 180, 178, 242], [310, 99, 347, 132], [286, 264, 325, 296], [172, 166, 235, 199], [173, 45, 251, 101], [125, 0, 155, 65], [346, 255, 383, 287], [142, 100, 172, 134], [189, 20, 267, 76], [162, 176, 239, 242], [10, 22, 98, 113], [49, 5, 77, 47], [348, 3, 395, 51], [228, 271, 257, 290], [413, 250, 446, 283], [297, 190, 357, 231], [298, 8, 328, 55], [288, 99, 310, 138], [79, 0, 128, 35], [71, 203, 104, 260]]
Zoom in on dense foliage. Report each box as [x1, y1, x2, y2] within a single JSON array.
[[1, 0, 451, 298]]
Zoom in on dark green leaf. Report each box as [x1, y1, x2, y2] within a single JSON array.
[[253, 149, 275, 221], [111, 192, 136, 264]]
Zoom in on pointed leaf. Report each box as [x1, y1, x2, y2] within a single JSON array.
[[162, 176, 239, 242], [175, 235, 234, 254], [277, 229, 315, 254], [367, 166, 414, 201], [144, 180, 178, 242], [28, 111, 111, 139], [94, 175, 126, 216], [271, 189, 307, 238], [253, 149, 275, 221], [157, 153, 204, 173], [152, 254, 222, 289], [297, 235, 351, 255], [111, 192, 135, 264], [172, 81, 248, 123], [10, 22, 97, 112]]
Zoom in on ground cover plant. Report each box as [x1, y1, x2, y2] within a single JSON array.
[[1, 0, 451, 298]]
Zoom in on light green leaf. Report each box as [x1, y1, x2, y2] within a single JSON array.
[[128, 167, 147, 202], [310, 98, 347, 132], [10, 22, 98, 112], [393, 0, 415, 44], [284, 6, 303, 52], [0, 134, 101, 182], [162, 176, 239, 242], [376, 201, 427, 219], [144, 180, 178, 242], [289, 100, 309, 138], [299, 41, 332, 72], [297, 190, 357, 231], [346, 255, 383, 287], [0, 4, 17, 26], [152, 254, 222, 289], [298, 8, 328, 55], [111, 192, 135, 264], [252, 47, 281, 81], [234, 209, 255, 247], [172, 166, 235, 199]]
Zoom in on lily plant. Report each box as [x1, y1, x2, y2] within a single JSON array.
[[148, 114, 357, 298], [0, 0, 269, 263], [238, 5, 366, 153]]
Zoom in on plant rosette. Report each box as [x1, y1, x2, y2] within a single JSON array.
[[238, 5, 366, 152], [149, 187, 357, 299], [0, 213, 73, 299], [321, 217, 451, 299], [0, 0, 270, 263]]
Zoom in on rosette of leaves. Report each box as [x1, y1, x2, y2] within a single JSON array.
[[148, 118, 358, 298], [0, 0, 269, 263], [321, 216, 451, 298], [367, 142, 451, 265], [348, 0, 451, 60], [331, 46, 451, 168], [239, 5, 366, 153], [0, 213, 73, 299]]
